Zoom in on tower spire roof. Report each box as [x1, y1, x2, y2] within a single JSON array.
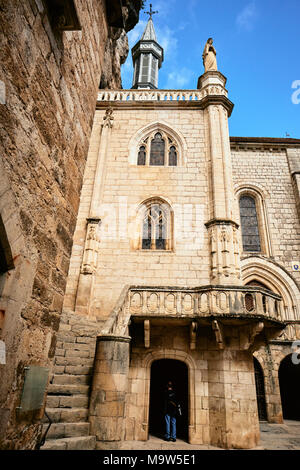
[[141, 17, 157, 42]]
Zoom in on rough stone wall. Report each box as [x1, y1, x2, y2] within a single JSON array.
[[231, 147, 300, 288], [0, 0, 141, 450], [64, 106, 211, 317]]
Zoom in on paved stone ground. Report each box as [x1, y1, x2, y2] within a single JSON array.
[[119, 420, 300, 450]]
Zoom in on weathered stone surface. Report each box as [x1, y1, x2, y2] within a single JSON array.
[[0, 0, 141, 450]]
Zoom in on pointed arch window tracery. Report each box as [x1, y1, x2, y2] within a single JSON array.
[[137, 199, 173, 251], [137, 130, 179, 167]]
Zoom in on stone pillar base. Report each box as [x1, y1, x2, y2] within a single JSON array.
[[89, 335, 131, 444]]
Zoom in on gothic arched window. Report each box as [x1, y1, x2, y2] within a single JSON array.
[[136, 130, 179, 167], [239, 195, 261, 252], [138, 200, 172, 251]]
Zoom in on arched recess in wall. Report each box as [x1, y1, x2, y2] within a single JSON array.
[[142, 350, 198, 444], [131, 196, 174, 251], [278, 354, 300, 420], [149, 359, 189, 440], [253, 356, 268, 421], [235, 185, 272, 257], [128, 121, 187, 167], [241, 256, 300, 321]]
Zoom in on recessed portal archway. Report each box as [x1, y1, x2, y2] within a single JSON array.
[[253, 357, 267, 421], [279, 354, 300, 420], [149, 359, 188, 441]]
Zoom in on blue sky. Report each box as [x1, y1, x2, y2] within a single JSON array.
[[121, 0, 300, 138]]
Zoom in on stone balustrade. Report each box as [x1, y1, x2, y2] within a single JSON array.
[[101, 285, 283, 337], [128, 286, 282, 319], [97, 86, 227, 103]]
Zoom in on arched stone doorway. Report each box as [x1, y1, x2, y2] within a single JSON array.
[[279, 354, 300, 420], [253, 357, 267, 421], [149, 359, 189, 441]]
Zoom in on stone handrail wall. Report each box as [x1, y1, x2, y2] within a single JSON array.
[[101, 285, 284, 337], [128, 286, 282, 320], [97, 87, 227, 103], [100, 285, 131, 336]]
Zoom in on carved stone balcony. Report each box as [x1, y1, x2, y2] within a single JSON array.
[[100, 285, 286, 352], [127, 285, 282, 320]]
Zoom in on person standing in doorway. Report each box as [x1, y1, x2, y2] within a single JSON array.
[[164, 381, 178, 442]]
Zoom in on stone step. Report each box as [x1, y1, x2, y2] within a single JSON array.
[[43, 422, 90, 439], [42, 408, 89, 423], [47, 383, 90, 396], [41, 436, 96, 450], [54, 356, 95, 367], [53, 365, 93, 375], [52, 374, 91, 386], [46, 394, 89, 409]]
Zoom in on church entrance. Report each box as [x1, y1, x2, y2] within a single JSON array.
[[253, 357, 267, 421], [279, 354, 300, 420], [149, 359, 189, 441]]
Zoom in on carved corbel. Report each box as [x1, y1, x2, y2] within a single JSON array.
[[190, 321, 198, 350], [212, 320, 224, 350], [240, 322, 264, 351], [144, 320, 150, 348]]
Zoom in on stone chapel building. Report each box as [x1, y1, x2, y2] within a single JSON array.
[[1, 4, 299, 450], [39, 15, 300, 450]]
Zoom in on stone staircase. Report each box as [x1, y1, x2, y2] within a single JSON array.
[[40, 311, 103, 450]]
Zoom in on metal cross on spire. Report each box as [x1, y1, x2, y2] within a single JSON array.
[[145, 3, 158, 20]]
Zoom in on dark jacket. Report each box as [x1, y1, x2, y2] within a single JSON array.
[[164, 389, 178, 417]]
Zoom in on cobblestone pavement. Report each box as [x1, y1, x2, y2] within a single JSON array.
[[119, 421, 300, 450]]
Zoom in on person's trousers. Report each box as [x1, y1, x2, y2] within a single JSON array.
[[165, 414, 176, 439]]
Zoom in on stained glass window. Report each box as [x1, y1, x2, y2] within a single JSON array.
[[150, 133, 165, 166], [137, 146, 146, 165], [136, 131, 178, 167], [141, 203, 168, 250], [239, 195, 261, 252], [169, 146, 177, 166]]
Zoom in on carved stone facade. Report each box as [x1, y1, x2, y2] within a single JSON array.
[[48, 66, 300, 450]]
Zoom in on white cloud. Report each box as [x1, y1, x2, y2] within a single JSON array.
[[127, 19, 147, 47], [165, 68, 194, 89], [236, 2, 258, 31], [156, 25, 178, 58]]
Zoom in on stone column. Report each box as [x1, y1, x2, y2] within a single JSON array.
[[75, 108, 114, 315], [89, 335, 131, 450], [208, 349, 260, 449], [198, 72, 242, 285]]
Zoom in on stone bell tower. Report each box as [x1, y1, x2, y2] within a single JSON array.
[[131, 4, 163, 89]]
